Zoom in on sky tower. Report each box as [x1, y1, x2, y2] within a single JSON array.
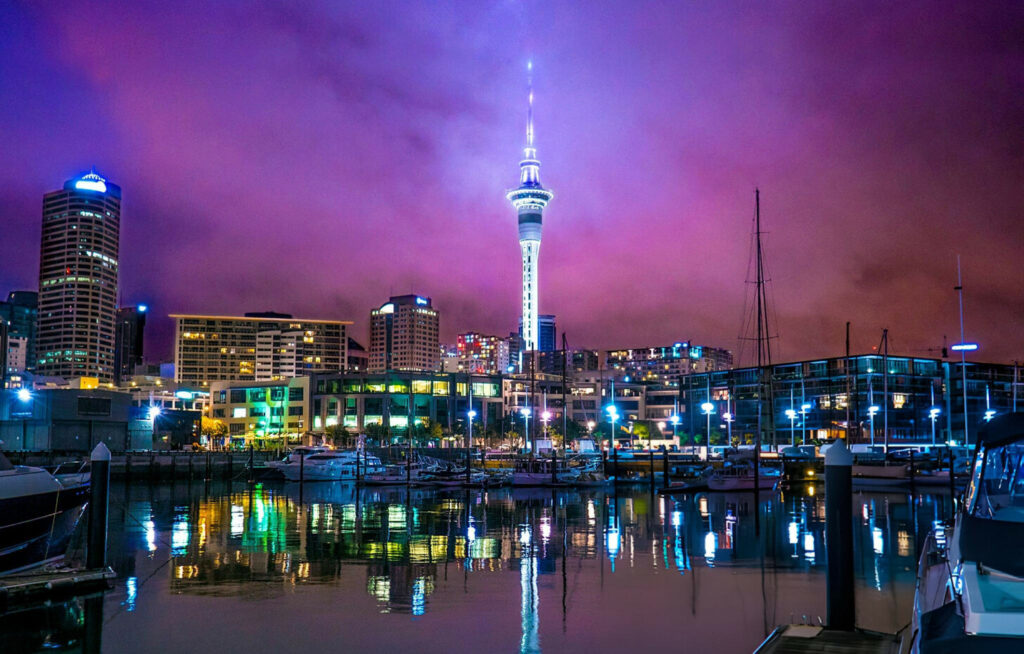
[[507, 61, 553, 354]]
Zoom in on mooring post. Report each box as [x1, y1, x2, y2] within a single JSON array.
[[248, 444, 255, 484], [87, 442, 111, 570], [825, 438, 855, 630], [613, 446, 619, 484], [948, 446, 956, 516], [226, 451, 232, 479], [662, 445, 670, 490], [909, 450, 916, 490], [649, 448, 655, 488], [299, 449, 305, 484]]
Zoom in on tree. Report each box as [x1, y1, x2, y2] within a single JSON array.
[[325, 423, 350, 447], [201, 416, 227, 439], [364, 422, 388, 445]]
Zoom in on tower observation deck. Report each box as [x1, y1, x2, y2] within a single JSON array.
[[506, 62, 553, 354]]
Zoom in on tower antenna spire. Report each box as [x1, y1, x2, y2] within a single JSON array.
[[526, 60, 534, 150]]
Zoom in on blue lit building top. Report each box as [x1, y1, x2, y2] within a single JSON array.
[[64, 169, 121, 199]]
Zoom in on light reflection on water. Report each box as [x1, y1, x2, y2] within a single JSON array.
[[0, 482, 951, 653]]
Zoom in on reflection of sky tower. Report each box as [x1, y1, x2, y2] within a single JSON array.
[[507, 61, 553, 354]]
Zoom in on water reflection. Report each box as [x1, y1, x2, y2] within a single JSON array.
[[1, 482, 951, 653]]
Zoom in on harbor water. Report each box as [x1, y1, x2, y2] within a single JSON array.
[[2, 481, 951, 653]]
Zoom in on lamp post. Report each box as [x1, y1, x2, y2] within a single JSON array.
[[800, 403, 812, 445], [17, 388, 32, 449], [520, 407, 531, 451], [867, 405, 880, 448], [541, 410, 551, 442], [670, 414, 680, 449], [149, 405, 162, 448], [605, 404, 618, 452], [785, 408, 797, 447], [929, 407, 941, 445], [700, 401, 714, 460], [723, 412, 734, 446], [467, 409, 477, 447]]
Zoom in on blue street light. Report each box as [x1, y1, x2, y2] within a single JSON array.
[[800, 403, 812, 445], [868, 405, 880, 447], [605, 404, 619, 451], [785, 408, 798, 446], [17, 388, 32, 402], [520, 407, 531, 450], [950, 343, 979, 352], [701, 402, 715, 458], [929, 407, 941, 444]]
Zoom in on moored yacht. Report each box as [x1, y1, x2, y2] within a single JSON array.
[[908, 414, 1024, 652], [706, 460, 781, 491], [269, 448, 385, 481], [1, 451, 90, 575]]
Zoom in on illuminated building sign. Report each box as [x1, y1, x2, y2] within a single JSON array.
[[74, 173, 108, 193]]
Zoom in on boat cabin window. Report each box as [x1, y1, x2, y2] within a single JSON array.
[[972, 442, 1024, 523]]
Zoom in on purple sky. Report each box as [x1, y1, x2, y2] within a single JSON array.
[[1, 1, 1022, 365]]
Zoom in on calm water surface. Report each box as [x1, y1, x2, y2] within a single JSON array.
[[2, 480, 951, 653]]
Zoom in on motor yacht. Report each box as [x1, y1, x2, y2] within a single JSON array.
[[1, 451, 90, 575], [908, 414, 1024, 652], [269, 448, 385, 481]]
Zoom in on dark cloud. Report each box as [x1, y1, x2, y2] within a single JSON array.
[[0, 0, 1021, 364]]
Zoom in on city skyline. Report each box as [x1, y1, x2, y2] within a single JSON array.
[[1, 2, 1022, 365]]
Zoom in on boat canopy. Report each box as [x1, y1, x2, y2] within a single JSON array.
[[959, 412, 1024, 576]]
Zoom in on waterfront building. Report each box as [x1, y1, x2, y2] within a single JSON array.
[[113, 305, 147, 385], [537, 348, 601, 377], [312, 372, 503, 436], [507, 66, 553, 353], [210, 376, 311, 445], [36, 171, 121, 381], [368, 295, 439, 373], [0, 386, 175, 451], [171, 313, 349, 387], [5, 335, 29, 382], [679, 355, 1023, 447], [0, 291, 38, 374], [607, 342, 733, 384]]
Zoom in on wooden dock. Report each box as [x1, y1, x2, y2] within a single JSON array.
[[0, 567, 115, 612], [754, 625, 901, 654]]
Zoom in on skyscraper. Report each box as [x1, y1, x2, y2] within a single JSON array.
[[519, 314, 556, 352], [113, 304, 147, 385], [506, 62, 553, 353], [36, 171, 121, 381], [0, 291, 38, 373], [369, 295, 440, 372]]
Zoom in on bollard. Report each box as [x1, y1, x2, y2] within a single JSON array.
[[909, 450, 915, 490], [87, 443, 111, 569], [662, 445, 670, 490], [825, 438, 855, 630]]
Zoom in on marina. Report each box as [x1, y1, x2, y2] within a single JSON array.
[[1, 471, 953, 652]]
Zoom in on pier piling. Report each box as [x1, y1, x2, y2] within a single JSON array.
[[825, 438, 854, 630], [662, 446, 669, 490], [87, 443, 111, 570]]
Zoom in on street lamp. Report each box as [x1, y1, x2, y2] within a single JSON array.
[[467, 409, 477, 447], [722, 412, 734, 446], [605, 404, 619, 452], [700, 401, 714, 460], [868, 405, 880, 448], [16, 388, 32, 448], [785, 408, 798, 447], [670, 414, 680, 448], [800, 403, 812, 445], [149, 405, 162, 447], [929, 407, 941, 445], [541, 410, 551, 440], [520, 407, 531, 451]]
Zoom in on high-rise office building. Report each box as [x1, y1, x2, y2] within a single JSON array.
[[519, 314, 556, 352], [369, 295, 440, 372], [114, 305, 147, 385], [171, 313, 349, 387], [0, 291, 39, 373], [507, 63, 553, 353], [36, 171, 121, 381]]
